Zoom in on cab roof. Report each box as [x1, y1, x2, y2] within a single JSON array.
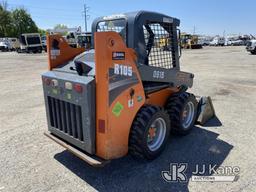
[[94, 10, 180, 26]]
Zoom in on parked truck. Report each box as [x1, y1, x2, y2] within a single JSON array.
[[209, 36, 225, 46], [41, 35, 47, 52], [246, 40, 256, 54], [18, 33, 43, 53], [77, 32, 92, 49], [0, 39, 11, 51]]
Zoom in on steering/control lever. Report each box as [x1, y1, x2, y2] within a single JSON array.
[[72, 60, 92, 76]]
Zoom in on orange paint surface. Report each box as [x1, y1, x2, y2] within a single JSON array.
[[47, 35, 85, 70]]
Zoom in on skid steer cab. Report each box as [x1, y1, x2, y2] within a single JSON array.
[[42, 11, 200, 167]]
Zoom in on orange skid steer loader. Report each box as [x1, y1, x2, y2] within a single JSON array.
[[42, 11, 214, 167]]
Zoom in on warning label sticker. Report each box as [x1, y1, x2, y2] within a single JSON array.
[[112, 102, 124, 117]]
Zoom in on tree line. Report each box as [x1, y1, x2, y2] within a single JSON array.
[[0, 1, 45, 38]]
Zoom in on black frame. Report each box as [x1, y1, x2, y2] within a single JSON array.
[[92, 11, 194, 89], [92, 11, 180, 69]]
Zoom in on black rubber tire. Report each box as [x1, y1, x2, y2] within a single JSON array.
[[166, 92, 198, 135], [129, 105, 170, 160], [251, 49, 256, 55]]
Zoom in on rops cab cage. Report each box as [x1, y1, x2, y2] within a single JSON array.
[[92, 11, 189, 94]]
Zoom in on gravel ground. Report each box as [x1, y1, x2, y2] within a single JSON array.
[[0, 46, 256, 192]]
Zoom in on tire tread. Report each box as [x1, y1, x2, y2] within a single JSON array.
[[129, 105, 170, 159]]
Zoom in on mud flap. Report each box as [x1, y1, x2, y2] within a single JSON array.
[[196, 96, 215, 125]]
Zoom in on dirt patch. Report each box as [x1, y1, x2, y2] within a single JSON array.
[[216, 88, 232, 96]]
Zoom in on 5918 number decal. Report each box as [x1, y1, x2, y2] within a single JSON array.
[[153, 70, 165, 79]]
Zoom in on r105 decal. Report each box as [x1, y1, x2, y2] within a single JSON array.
[[114, 64, 133, 77]]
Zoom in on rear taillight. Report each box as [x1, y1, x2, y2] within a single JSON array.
[[74, 84, 83, 93], [98, 119, 105, 133]]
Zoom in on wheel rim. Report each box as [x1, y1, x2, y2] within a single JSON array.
[[147, 118, 167, 152], [182, 101, 195, 129]]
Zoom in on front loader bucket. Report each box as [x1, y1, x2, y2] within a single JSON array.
[[197, 96, 215, 125]]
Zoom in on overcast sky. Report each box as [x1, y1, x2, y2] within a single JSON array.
[[6, 0, 256, 36]]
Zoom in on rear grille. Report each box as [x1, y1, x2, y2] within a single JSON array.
[[47, 96, 84, 141]]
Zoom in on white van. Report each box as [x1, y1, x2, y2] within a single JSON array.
[[210, 36, 225, 46], [0, 40, 11, 51], [6, 38, 20, 51]]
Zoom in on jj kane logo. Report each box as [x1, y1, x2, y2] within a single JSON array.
[[162, 163, 240, 183]]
